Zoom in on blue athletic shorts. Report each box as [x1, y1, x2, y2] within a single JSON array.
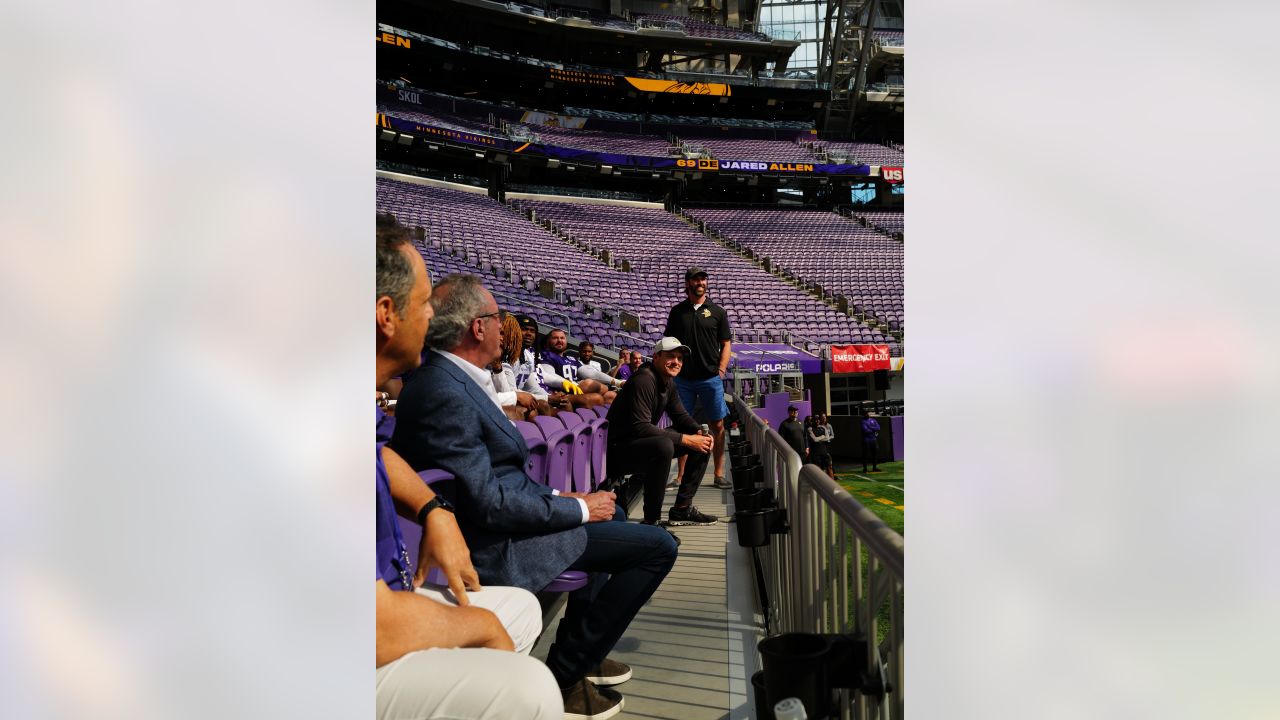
[[674, 375, 729, 423]]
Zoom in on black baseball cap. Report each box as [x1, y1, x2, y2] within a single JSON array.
[[515, 314, 538, 331], [684, 266, 708, 280]]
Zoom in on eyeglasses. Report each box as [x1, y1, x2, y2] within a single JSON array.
[[473, 310, 505, 323]]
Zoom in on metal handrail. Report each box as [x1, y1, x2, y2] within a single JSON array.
[[733, 395, 904, 719], [609, 330, 652, 349]]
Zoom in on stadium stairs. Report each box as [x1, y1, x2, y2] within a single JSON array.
[[507, 196, 885, 348], [844, 208, 904, 240]]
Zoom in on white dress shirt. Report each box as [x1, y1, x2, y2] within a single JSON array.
[[436, 350, 589, 524]]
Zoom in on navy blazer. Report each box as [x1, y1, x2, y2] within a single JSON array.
[[390, 351, 587, 593]]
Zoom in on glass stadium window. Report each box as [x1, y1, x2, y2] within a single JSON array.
[[890, 184, 905, 195], [850, 182, 876, 204], [760, 0, 823, 73], [830, 374, 871, 413], [761, 0, 904, 74]]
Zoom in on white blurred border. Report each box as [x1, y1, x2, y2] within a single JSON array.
[[5, 0, 1280, 716], [911, 1, 1280, 717], [0, 1, 370, 717]]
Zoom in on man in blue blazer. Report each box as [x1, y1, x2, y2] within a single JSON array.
[[392, 273, 678, 720]]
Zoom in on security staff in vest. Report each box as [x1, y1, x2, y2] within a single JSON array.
[[663, 266, 732, 490]]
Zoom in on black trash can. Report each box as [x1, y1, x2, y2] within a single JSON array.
[[751, 670, 774, 720], [758, 633, 833, 719], [735, 509, 770, 546], [732, 488, 766, 512], [731, 452, 759, 471], [731, 464, 758, 491]]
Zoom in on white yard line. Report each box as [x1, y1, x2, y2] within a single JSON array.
[[846, 472, 905, 493]]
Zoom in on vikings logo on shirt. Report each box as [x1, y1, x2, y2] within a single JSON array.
[[702, 309, 711, 318]]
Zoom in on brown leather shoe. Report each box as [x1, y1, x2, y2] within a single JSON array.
[[584, 657, 632, 686], [561, 677, 624, 720]]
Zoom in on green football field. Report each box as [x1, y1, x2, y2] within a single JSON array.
[[831, 461, 903, 642], [834, 461, 904, 536]]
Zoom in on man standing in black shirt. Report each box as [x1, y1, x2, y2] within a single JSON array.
[[606, 337, 717, 531], [778, 406, 807, 460], [663, 267, 733, 490]]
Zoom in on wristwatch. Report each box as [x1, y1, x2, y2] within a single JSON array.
[[416, 495, 455, 524]]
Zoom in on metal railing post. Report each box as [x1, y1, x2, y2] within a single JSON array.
[[732, 394, 904, 719]]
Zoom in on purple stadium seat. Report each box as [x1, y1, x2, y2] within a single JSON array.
[[557, 411, 594, 494], [396, 457, 587, 593], [515, 421, 549, 484], [376, 177, 903, 356], [532, 413, 565, 434], [532, 415, 575, 493], [592, 405, 609, 419], [574, 407, 597, 425], [543, 570, 590, 593], [510, 122, 675, 157], [588, 418, 609, 490]]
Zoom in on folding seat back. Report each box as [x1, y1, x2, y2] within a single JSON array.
[[515, 421, 549, 484], [587, 417, 609, 490], [532, 416, 575, 493], [557, 412, 593, 494]]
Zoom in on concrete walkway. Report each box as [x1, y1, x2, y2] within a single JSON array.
[[533, 465, 764, 719]]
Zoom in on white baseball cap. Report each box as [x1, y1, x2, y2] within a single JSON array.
[[653, 336, 691, 356]]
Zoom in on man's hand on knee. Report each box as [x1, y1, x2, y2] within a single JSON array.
[[584, 490, 618, 522]]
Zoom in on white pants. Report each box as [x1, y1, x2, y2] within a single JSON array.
[[376, 584, 562, 719]]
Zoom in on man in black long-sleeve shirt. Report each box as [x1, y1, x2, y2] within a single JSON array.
[[606, 337, 717, 528], [778, 406, 807, 459]]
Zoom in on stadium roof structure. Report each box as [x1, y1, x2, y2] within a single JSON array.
[[381, 0, 901, 138], [812, 0, 903, 134], [389, 0, 803, 75]]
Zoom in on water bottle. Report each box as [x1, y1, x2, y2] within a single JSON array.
[[699, 423, 710, 436], [773, 697, 807, 720]]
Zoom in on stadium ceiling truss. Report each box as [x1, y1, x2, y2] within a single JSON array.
[[759, 0, 902, 134]]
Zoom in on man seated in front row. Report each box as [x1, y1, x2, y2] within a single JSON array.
[[489, 313, 543, 422], [541, 328, 621, 405], [514, 314, 589, 413], [375, 224, 561, 719], [391, 273, 678, 720]]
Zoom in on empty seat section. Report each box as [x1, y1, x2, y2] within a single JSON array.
[[683, 206, 904, 349]]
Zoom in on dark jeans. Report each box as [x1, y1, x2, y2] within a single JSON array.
[[545, 506, 678, 685], [608, 434, 711, 523], [863, 438, 880, 469]]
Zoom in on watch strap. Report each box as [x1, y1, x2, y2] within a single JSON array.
[[416, 496, 453, 524]]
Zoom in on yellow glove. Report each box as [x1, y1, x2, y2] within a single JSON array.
[[561, 380, 584, 395]]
